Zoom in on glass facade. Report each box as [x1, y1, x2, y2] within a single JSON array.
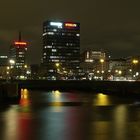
[[42, 21, 80, 79]]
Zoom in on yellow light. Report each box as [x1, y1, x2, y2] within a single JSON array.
[[55, 63, 60, 67], [132, 59, 139, 64], [7, 66, 10, 70], [118, 70, 122, 75], [97, 70, 100, 73], [100, 59, 104, 63], [95, 93, 111, 106], [24, 65, 27, 68]]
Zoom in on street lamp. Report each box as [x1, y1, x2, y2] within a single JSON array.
[[132, 59, 139, 79], [100, 59, 105, 80], [9, 59, 15, 79], [132, 59, 138, 65], [55, 63, 60, 68]]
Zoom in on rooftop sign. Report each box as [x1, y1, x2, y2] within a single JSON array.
[[50, 22, 63, 28], [14, 42, 27, 46]]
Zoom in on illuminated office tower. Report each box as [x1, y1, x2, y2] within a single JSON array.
[[8, 33, 28, 79], [9, 32, 27, 68], [42, 21, 80, 79]]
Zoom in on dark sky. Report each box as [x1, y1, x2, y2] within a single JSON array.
[[1, 0, 140, 64]]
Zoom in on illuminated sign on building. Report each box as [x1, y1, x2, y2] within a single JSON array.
[[50, 22, 63, 28], [65, 23, 77, 27], [14, 42, 27, 46]]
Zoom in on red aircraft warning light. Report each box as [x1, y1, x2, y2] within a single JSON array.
[[14, 41, 27, 46]]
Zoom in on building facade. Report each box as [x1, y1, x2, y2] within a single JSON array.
[[0, 56, 8, 79], [42, 21, 80, 79], [9, 33, 28, 79]]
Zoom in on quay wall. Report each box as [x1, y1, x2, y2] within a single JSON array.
[[1, 80, 140, 100]]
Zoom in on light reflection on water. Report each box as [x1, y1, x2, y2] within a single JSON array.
[[0, 89, 140, 140], [94, 93, 111, 106]]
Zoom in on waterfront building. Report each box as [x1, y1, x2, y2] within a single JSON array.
[[0, 56, 8, 79], [80, 50, 107, 80], [126, 56, 140, 80], [42, 21, 80, 80], [108, 58, 128, 80], [9, 32, 28, 79]]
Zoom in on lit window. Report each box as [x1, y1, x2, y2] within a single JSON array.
[[19, 52, 24, 54], [52, 60, 59, 62], [52, 49, 57, 52], [50, 56, 60, 59], [47, 32, 54, 35], [53, 29, 57, 32], [43, 33, 47, 36], [19, 55, 23, 57], [49, 70, 54, 72], [46, 46, 52, 48]]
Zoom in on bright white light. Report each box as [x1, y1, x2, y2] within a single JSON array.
[[26, 70, 31, 74], [136, 72, 139, 76], [42, 33, 47, 36], [0, 56, 7, 58], [108, 70, 111, 72], [9, 59, 15, 65], [47, 32, 54, 35], [101, 71, 104, 73], [50, 22, 63, 28]]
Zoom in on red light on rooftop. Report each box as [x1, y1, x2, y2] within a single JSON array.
[[65, 23, 77, 27], [14, 41, 27, 46]]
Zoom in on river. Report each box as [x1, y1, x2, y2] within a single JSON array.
[[0, 89, 140, 140]]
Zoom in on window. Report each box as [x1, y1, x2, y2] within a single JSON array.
[[47, 32, 54, 35], [52, 49, 57, 52]]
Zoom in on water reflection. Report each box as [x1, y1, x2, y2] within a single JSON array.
[[94, 93, 111, 106], [20, 89, 30, 111], [3, 106, 18, 140], [1, 90, 140, 140], [113, 105, 128, 140]]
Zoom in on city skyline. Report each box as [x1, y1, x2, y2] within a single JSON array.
[[1, 0, 140, 64]]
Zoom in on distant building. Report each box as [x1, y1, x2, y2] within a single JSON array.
[[9, 32, 28, 79], [9, 32, 27, 68], [81, 50, 106, 63], [108, 58, 130, 81], [80, 50, 107, 79], [0, 56, 8, 66], [30, 64, 40, 79], [42, 21, 80, 79], [0, 56, 8, 79]]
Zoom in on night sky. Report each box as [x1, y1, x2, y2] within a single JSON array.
[[0, 0, 140, 64]]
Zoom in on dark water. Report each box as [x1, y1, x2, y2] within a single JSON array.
[[1, 89, 140, 140]]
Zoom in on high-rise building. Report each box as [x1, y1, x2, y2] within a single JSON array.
[[9, 32, 28, 79], [42, 21, 80, 79], [9, 32, 27, 68]]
